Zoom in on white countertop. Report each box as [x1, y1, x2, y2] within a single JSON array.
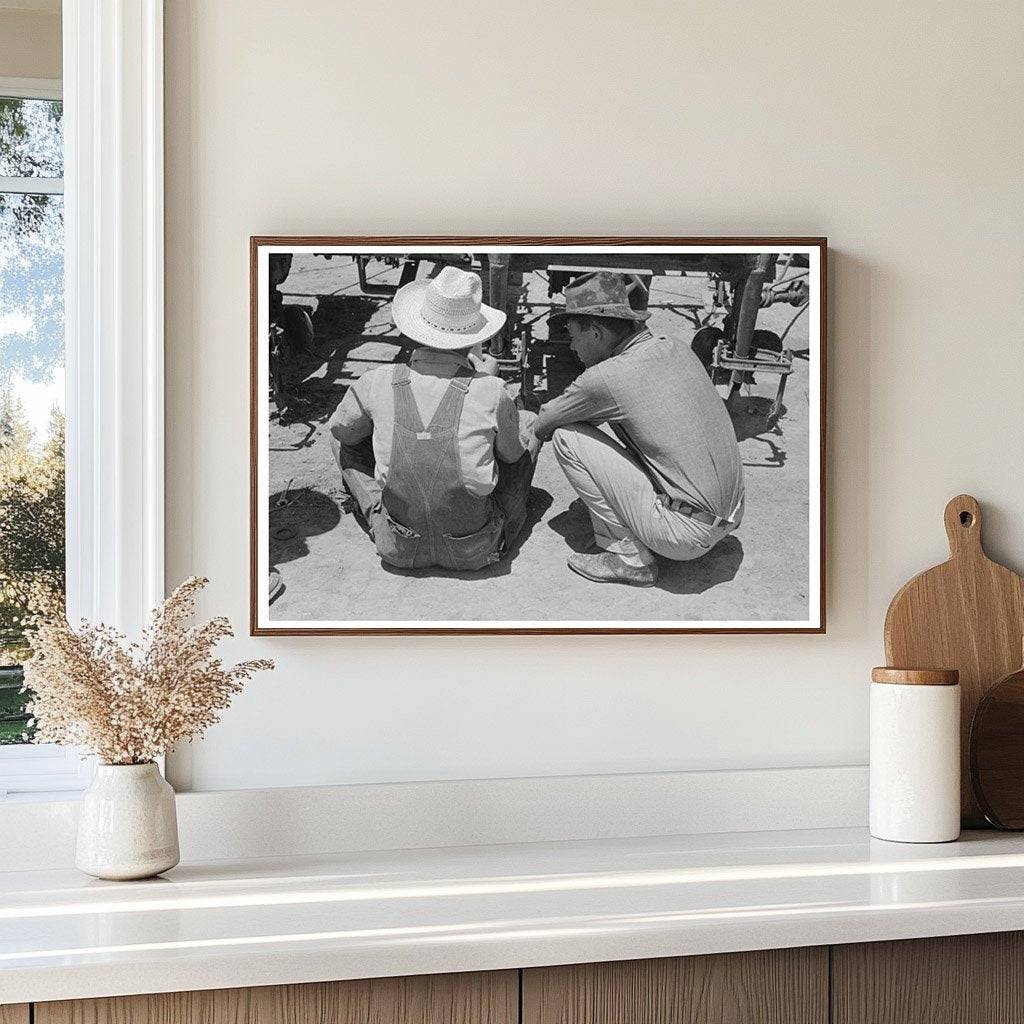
[[4, 826, 1024, 1004]]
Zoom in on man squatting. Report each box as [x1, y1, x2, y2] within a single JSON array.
[[328, 266, 744, 587]]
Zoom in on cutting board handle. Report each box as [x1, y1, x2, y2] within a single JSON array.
[[944, 494, 983, 559]]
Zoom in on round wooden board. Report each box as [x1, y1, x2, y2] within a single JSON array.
[[970, 665, 1024, 829]]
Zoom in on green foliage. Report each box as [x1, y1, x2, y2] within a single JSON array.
[[0, 97, 63, 178], [0, 397, 64, 742], [0, 392, 33, 450], [0, 667, 30, 744]]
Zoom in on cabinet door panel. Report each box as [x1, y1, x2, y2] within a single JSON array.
[[0, 1006, 29, 1024], [523, 948, 828, 1024], [832, 932, 1024, 1024], [36, 970, 517, 1024]]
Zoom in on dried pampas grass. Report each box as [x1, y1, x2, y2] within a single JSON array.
[[23, 576, 273, 765]]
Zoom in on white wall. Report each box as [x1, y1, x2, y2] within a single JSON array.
[[164, 0, 1024, 792], [0, 5, 61, 80]]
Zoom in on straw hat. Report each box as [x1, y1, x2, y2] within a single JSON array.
[[392, 266, 506, 350]]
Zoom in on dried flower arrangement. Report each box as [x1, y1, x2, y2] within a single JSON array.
[[22, 577, 273, 765]]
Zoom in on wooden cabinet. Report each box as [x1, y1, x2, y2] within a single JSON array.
[[522, 948, 828, 1024], [23, 932, 1024, 1024], [832, 932, 1024, 1024], [34, 971, 517, 1024]]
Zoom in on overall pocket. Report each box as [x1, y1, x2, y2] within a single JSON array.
[[373, 507, 422, 568], [442, 511, 505, 571]]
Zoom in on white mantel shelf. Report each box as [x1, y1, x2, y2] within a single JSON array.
[[4, 828, 1024, 1004]]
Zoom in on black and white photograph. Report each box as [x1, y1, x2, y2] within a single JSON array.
[[251, 239, 825, 634]]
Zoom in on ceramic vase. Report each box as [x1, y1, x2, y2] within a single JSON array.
[[76, 762, 180, 880]]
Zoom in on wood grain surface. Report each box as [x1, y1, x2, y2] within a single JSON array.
[[35, 971, 517, 1024], [970, 660, 1024, 827], [522, 948, 828, 1024], [884, 494, 1024, 825], [871, 667, 959, 686], [0, 1006, 29, 1024], [832, 932, 1024, 1023]]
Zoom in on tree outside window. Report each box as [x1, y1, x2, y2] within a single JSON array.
[[0, 94, 65, 744]]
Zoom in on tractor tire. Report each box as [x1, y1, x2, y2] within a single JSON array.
[[278, 305, 314, 355], [691, 326, 729, 384], [753, 328, 783, 353]]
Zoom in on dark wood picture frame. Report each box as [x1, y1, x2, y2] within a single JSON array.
[[250, 236, 827, 636]]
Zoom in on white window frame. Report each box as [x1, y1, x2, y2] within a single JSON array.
[[0, 76, 61, 101], [0, 0, 165, 799]]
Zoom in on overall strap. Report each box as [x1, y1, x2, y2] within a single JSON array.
[[425, 364, 473, 431], [390, 362, 426, 434]]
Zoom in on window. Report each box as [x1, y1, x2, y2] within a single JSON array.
[[0, 6, 166, 797], [0, 79, 85, 797]]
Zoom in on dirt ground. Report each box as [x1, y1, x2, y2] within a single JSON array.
[[264, 256, 812, 624]]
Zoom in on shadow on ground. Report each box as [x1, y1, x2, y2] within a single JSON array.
[[548, 499, 600, 554], [268, 487, 344, 566], [273, 294, 399, 430], [727, 395, 788, 469], [729, 395, 788, 444], [656, 535, 744, 595], [546, 498, 745, 596]]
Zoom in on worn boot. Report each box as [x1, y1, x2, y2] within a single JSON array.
[[567, 550, 659, 587]]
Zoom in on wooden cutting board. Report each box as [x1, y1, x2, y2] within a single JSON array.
[[884, 494, 1024, 826]]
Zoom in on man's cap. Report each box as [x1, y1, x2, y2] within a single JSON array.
[[548, 271, 651, 327]]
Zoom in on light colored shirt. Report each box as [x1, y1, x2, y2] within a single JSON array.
[[328, 348, 525, 497], [534, 329, 744, 520]]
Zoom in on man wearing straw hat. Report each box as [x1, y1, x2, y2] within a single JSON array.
[[535, 272, 744, 587], [327, 265, 539, 572]]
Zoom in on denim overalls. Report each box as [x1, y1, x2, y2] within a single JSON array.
[[373, 362, 505, 570]]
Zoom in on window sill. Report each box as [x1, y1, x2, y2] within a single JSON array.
[[0, 745, 93, 799]]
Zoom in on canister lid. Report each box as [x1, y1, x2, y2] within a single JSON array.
[[871, 667, 959, 686]]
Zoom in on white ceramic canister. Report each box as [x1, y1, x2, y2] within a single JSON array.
[[869, 667, 961, 843], [76, 762, 180, 880]]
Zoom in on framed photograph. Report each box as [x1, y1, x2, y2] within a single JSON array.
[[250, 237, 826, 635]]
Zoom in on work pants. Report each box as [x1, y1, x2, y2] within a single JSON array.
[[551, 423, 736, 563]]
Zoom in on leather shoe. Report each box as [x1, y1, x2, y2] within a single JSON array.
[[567, 550, 659, 587]]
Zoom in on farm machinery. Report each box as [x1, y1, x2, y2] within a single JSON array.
[[269, 250, 810, 424], [352, 251, 809, 421]]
